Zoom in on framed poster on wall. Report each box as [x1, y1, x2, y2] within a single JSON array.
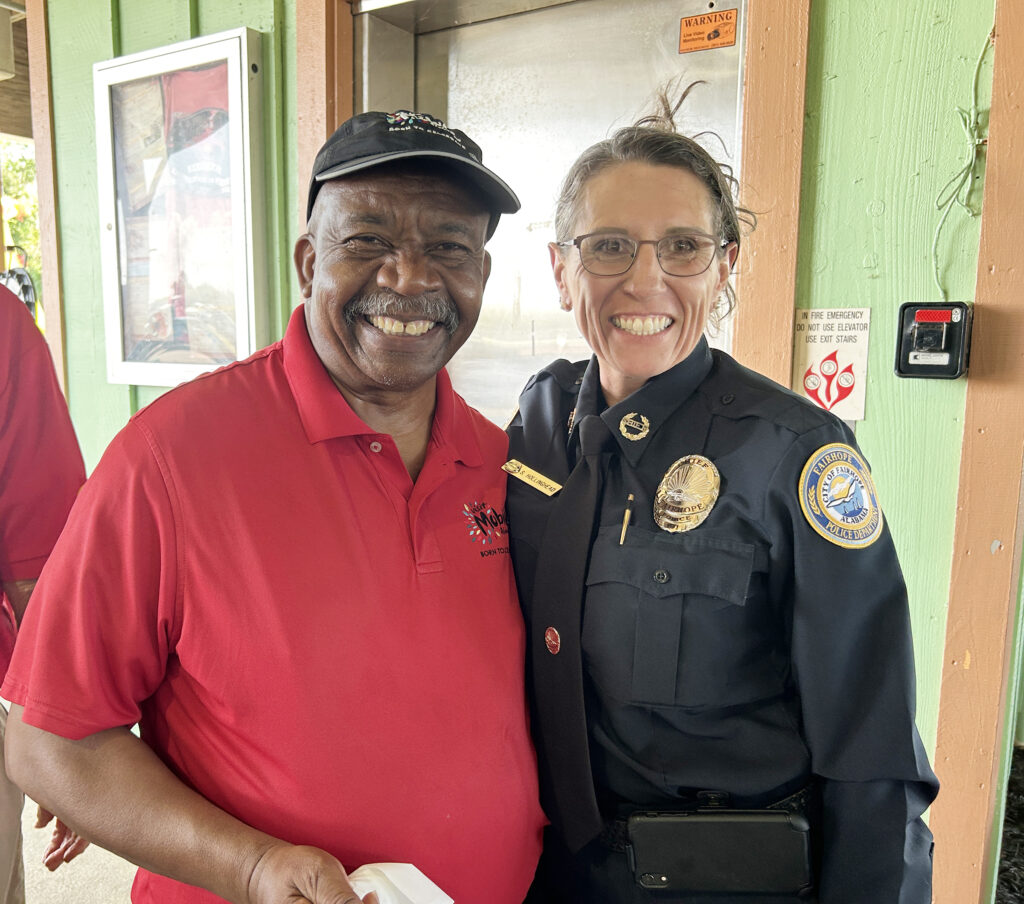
[[94, 28, 265, 386]]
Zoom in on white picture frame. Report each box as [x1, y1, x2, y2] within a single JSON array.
[[94, 28, 265, 387]]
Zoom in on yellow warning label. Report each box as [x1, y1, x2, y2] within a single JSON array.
[[679, 8, 738, 54]]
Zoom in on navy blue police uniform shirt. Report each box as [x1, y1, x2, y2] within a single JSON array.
[[506, 337, 938, 903]]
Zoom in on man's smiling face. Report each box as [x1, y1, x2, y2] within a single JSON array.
[[295, 165, 491, 400]]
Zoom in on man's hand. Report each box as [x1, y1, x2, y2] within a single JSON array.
[[7, 711, 379, 904], [35, 804, 90, 871], [245, 842, 380, 904]]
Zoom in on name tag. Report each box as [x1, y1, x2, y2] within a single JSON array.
[[502, 459, 562, 496]]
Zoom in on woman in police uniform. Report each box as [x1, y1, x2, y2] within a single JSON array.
[[506, 87, 938, 903]]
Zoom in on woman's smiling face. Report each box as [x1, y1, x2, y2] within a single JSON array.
[[551, 161, 736, 407]]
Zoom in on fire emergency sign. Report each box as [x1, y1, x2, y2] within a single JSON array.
[[791, 308, 871, 421]]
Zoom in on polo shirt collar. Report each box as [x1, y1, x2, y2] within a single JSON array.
[[282, 305, 482, 466], [572, 337, 714, 467], [429, 366, 483, 468]]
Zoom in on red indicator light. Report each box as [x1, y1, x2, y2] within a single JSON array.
[[915, 309, 952, 323]]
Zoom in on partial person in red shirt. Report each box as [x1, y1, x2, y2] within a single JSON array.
[[0, 285, 86, 904], [3, 112, 544, 904]]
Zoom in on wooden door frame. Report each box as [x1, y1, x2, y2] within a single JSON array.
[[295, 0, 352, 233], [24, 0, 67, 391], [733, 0, 811, 383]]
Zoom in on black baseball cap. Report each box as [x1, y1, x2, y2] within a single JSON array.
[[307, 110, 520, 235]]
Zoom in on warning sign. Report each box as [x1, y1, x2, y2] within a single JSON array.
[[679, 8, 738, 54], [791, 308, 871, 422]]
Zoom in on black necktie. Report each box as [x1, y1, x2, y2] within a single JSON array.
[[529, 414, 610, 852]]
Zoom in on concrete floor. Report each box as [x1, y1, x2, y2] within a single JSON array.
[[20, 796, 135, 903]]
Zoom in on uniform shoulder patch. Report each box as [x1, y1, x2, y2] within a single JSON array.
[[798, 443, 884, 549]]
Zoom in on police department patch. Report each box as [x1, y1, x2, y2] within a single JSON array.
[[799, 443, 883, 549]]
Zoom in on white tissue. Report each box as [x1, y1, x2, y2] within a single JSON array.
[[347, 862, 454, 904]]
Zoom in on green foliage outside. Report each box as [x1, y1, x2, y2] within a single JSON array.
[[1, 137, 42, 317]]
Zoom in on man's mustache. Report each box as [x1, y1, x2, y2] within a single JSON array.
[[344, 291, 460, 336]]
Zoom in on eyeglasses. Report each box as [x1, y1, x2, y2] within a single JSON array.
[[556, 232, 730, 277]]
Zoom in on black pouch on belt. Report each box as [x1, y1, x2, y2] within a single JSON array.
[[625, 809, 814, 896]]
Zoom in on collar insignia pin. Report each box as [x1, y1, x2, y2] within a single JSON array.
[[619, 412, 650, 441], [654, 455, 720, 532]]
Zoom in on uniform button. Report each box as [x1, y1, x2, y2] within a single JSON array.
[[369, 441, 383, 453], [721, 393, 735, 405], [653, 570, 670, 584], [544, 627, 561, 654]]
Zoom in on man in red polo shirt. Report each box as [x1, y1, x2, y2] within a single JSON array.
[[3, 111, 544, 904], [0, 286, 86, 903]]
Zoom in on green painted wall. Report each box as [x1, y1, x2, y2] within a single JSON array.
[[48, 0, 299, 469], [798, 0, 994, 753]]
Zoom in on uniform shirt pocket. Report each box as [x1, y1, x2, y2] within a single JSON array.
[[583, 527, 773, 708]]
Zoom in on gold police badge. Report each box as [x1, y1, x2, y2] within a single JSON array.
[[653, 455, 720, 532]]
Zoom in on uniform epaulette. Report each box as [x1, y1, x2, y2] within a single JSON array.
[[546, 358, 589, 391], [705, 351, 842, 437], [529, 358, 588, 395]]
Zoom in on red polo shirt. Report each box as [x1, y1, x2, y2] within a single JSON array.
[[3, 306, 543, 903], [0, 287, 85, 676]]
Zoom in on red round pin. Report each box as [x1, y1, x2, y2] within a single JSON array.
[[544, 627, 561, 655]]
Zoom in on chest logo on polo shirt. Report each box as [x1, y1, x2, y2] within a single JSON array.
[[654, 455, 720, 532], [462, 500, 508, 547], [619, 412, 650, 441], [799, 443, 884, 549]]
